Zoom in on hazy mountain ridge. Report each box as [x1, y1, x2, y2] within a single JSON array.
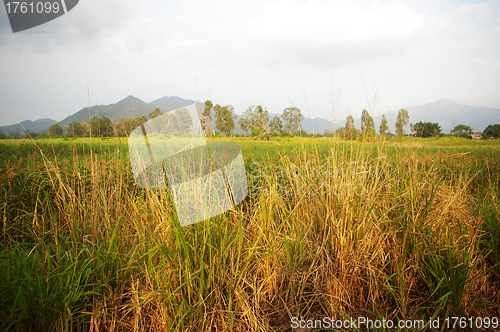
[[57, 95, 198, 128], [53, 97, 500, 135], [150, 96, 197, 114], [58, 96, 155, 127], [324, 100, 500, 134], [378, 100, 500, 134], [0, 118, 58, 136], [2, 97, 498, 137]]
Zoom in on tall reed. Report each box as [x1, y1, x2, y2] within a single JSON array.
[[0, 138, 498, 331]]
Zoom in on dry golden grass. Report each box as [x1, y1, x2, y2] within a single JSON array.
[[1, 139, 499, 331]]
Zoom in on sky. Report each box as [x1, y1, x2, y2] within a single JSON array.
[[0, 0, 499, 127]]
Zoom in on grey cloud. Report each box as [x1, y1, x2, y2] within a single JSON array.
[[0, 0, 138, 52], [240, 35, 415, 71]]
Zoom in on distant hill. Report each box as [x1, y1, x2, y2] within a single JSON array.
[[12, 97, 498, 137], [150, 96, 196, 113], [54, 95, 334, 135], [58, 95, 157, 127], [321, 100, 500, 135], [57, 95, 197, 128], [0, 118, 58, 137], [300, 117, 333, 134], [372, 100, 500, 134]]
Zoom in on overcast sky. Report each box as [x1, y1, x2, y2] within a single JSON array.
[[0, 0, 499, 126]]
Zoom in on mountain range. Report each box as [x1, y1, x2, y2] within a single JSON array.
[[376, 100, 500, 135], [57, 95, 196, 127], [0, 118, 58, 137], [299, 99, 500, 134], [1, 96, 499, 137]]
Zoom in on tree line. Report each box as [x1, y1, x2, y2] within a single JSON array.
[[201, 100, 304, 139], [0, 102, 304, 139], [333, 108, 499, 140], [1, 104, 499, 139], [335, 109, 411, 140]]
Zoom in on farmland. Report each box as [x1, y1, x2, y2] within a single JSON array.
[[1, 136, 499, 331]]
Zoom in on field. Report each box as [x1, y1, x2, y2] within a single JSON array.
[[1, 136, 499, 331]]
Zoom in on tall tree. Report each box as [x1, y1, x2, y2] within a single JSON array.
[[238, 107, 256, 136], [0, 129, 5, 139], [413, 122, 442, 138], [49, 124, 63, 137], [9, 128, 21, 139], [68, 122, 83, 137], [149, 107, 163, 119], [80, 122, 90, 137], [451, 124, 473, 138], [269, 116, 283, 134], [282, 107, 303, 136], [90, 117, 99, 137], [395, 109, 409, 137], [250, 105, 269, 138], [175, 108, 193, 135], [25, 129, 38, 138], [361, 109, 375, 136], [483, 124, 500, 139], [239, 105, 269, 138], [90, 115, 113, 137], [135, 115, 147, 127], [215, 105, 236, 137], [201, 100, 213, 136], [379, 115, 389, 136], [238, 117, 250, 136], [345, 115, 355, 140], [117, 118, 136, 137], [165, 113, 177, 135]]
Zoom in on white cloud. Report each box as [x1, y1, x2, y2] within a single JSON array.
[[455, 1, 499, 22], [241, 0, 427, 67]]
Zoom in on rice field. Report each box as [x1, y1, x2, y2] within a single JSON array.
[[0, 136, 499, 331]]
